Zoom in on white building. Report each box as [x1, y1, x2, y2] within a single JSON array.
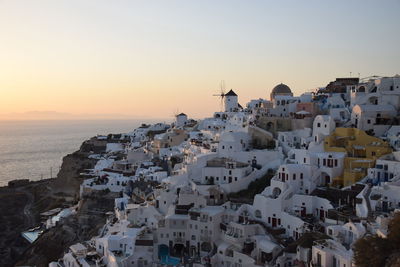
[[224, 89, 240, 112], [326, 221, 366, 246], [95, 221, 154, 267], [384, 126, 400, 151], [350, 76, 400, 109], [269, 95, 299, 117], [367, 152, 400, 184], [312, 115, 336, 144], [351, 104, 396, 136], [311, 239, 353, 267], [175, 113, 188, 128], [201, 157, 252, 185], [278, 128, 312, 153], [218, 131, 250, 157]]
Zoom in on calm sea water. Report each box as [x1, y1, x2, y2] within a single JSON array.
[[0, 119, 160, 186]]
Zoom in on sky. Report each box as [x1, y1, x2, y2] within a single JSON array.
[[0, 0, 399, 120]]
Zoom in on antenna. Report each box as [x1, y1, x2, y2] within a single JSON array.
[[212, 80, 226, 112], [172, 108, 180, 118]]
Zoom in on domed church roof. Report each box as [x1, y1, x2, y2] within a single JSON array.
[[272, 83, 292, 94], [270, 83, 293, 100]]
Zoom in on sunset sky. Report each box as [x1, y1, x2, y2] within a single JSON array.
[[0, 0, 399, 119]]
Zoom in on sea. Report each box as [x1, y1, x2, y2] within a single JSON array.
[[0, 119, 163, 186]]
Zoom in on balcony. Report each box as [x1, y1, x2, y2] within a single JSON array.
[[223, 232, 242, 244], [200, 235, 211, 242], [199, 217, 208, 223], [174, 237, 185, 243]]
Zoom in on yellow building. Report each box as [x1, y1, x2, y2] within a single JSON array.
[[324, 128, 392, 187]]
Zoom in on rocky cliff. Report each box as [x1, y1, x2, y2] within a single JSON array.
[[0, 139, 105, 267]]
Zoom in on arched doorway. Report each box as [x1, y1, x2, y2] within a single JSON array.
[[272, 187, 281, 199], [172, 243, 185, 257], [158, 244, 169, 260], [321, 172, 330, 186], [201, 242, 212, 253]]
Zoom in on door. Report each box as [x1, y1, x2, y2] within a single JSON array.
[[301, 207, 306, 217], [319, 209, 325, 221], [382, 201, 388, 212]]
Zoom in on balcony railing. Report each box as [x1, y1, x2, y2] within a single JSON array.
[[174, 237, 185, 243], [200, 235, 211, 242]]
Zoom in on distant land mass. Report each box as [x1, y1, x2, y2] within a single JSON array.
[[0, 111, 150, 121]]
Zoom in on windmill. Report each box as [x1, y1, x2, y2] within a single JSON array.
[[213, 80, 226, 112]]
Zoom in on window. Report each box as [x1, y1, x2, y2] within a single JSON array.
[[293, 174, 296, 180], [303, 158, 306, 163], [255, 210, 262, 218], [334, 159, 338, 166], [367, 119, 371, 124], [317, 123, 321, 127], [300, 173, 303, 179]]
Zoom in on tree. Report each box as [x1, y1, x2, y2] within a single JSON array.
[[353, 213, 400, 267], [353, 235, 390, 267], [388, 212, 400, 246]]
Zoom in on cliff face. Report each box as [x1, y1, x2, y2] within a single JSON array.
[[51, 151, 98, 198], [0, 189, 30, 266], [0, 139, 105, 267], [15, 191, 117, 267]]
